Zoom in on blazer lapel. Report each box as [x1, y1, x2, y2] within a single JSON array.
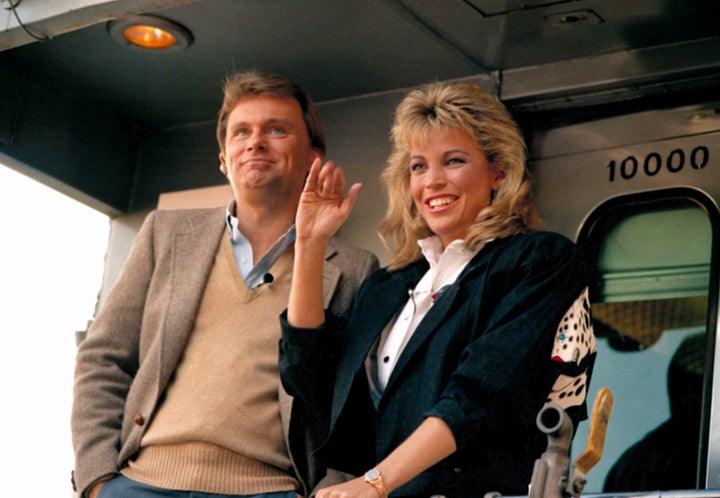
[[330, 262, 426, 422], [159, 208, 226, 383], [383, 283, 460, 391], [322, 243, 341, 309], [383, 249, 491, 393]]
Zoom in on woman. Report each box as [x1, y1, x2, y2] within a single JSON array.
[[280, 81, 595, 497]]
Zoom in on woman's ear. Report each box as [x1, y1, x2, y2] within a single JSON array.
[[491, 167, 505, 190]]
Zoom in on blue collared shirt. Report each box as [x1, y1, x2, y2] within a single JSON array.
[[225, 200, 296, 288]]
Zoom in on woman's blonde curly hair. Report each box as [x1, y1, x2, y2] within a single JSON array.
[[378, 81, 542, 270]]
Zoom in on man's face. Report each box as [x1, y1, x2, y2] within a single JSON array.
[[219, 96, 320, 202]]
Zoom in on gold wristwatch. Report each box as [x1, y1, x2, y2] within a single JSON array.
[[364, 468, 388, 498]]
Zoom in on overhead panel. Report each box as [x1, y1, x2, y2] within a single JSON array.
[[463, 0, 577, 16], [0, 66, 22, 146], [0, 0, 718, 216]]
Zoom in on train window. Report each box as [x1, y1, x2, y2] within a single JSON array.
[[573, 188, 719, 493]]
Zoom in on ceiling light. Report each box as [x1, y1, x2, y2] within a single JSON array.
[[108, 15, 193, 52], [545, 10, 603, 30]]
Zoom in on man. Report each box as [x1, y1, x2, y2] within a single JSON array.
[[71, 70, 379, 498]]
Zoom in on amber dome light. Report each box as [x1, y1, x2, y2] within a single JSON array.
[[108, 15, 192, 52], [123, 24, 176, 49]]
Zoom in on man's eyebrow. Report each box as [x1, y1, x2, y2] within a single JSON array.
[[231, 117, 296, 127]]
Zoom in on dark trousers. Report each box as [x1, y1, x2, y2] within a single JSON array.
[[98, 475, 298, 498]]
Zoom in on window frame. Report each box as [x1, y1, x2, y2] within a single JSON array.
[[576, 186, 720, 489]]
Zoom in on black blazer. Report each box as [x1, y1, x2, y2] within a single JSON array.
[[280, 231, 594, 497]]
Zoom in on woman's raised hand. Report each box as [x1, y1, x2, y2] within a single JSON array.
[[296, 158, 362, 242]]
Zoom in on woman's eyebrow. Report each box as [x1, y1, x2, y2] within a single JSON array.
[[443, 148, 470, 156]]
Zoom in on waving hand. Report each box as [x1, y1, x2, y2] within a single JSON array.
[[295, 158, 362, 243]]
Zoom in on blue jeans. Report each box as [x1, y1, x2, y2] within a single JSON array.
[[98, 475, 298, 498]]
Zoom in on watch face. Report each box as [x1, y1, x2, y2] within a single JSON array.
[[366, 469, 380, 480]]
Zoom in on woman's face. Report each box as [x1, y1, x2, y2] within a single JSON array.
[[409, 127, 503, 247]]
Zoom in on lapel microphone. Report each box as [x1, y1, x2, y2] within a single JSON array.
[[261, 273, 274, 285], [407, 284, 416, 314]]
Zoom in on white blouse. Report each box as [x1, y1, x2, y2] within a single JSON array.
[[372, 237, 484, 391]]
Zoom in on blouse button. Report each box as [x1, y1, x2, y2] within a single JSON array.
[[134, 414, 145, 426]]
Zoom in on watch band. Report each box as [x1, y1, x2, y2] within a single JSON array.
[[364, 468, 388, 498]]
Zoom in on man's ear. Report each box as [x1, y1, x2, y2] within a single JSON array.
[[219, 153, 227, 175]]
